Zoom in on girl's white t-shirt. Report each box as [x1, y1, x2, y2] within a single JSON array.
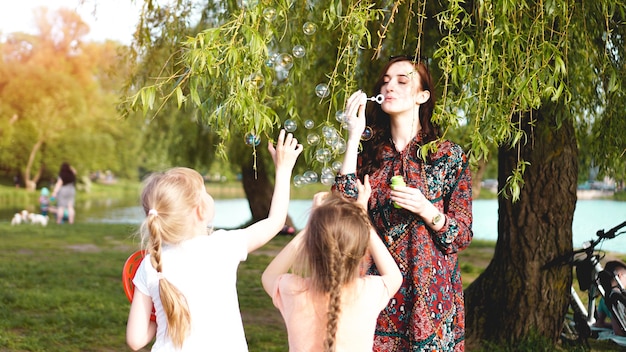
[[134, 229, 249, 351]]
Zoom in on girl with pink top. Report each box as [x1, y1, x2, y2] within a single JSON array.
[[262, 179, 402, 351]]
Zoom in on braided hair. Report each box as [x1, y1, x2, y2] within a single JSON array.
[[299, 194, 371, 351]]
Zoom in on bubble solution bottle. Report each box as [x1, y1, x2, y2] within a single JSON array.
[[390, 175, 406, 209]]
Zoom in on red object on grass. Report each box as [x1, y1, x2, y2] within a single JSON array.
[[123, 249, 156, 321]]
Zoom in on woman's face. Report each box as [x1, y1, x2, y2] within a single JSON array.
[[380, 61, 424, 116]]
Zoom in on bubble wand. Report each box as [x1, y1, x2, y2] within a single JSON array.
[[367, 94, 385, 104]]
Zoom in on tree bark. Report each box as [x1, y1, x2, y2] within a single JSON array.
[[240, 149, 294, 228], [465, 106, 578, 347]]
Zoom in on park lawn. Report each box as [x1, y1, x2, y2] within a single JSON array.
[[0, 223, 622, 351]]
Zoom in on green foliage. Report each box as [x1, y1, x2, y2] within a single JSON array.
[[124, 0, 625, 194]]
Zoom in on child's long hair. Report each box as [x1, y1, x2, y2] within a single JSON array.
[[139, 167, 207, 348], [298, 193, 372, 352]]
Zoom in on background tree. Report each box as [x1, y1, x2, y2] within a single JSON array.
[[125, 0, 625, 347], [0, 7, 143, 189]]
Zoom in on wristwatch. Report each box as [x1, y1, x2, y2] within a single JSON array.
[[431, 213, 444, 227]]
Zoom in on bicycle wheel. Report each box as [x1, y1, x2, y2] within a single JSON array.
[[608, 290, 626, 335]]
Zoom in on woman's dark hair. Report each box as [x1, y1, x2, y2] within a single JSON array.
[[358, 56, 440, 177], [59, 162, 76, 184]]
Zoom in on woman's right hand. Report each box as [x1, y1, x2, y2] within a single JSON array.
[[344, 90, 367, 142], [311, 191, 329, 209]]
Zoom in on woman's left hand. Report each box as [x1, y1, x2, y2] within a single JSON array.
[[390, 185, 433, 217]]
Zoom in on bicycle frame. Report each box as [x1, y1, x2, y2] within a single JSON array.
[[568, 253, 605, 329]]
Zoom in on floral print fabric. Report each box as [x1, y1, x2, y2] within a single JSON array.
[[333, 136, 473, 351]]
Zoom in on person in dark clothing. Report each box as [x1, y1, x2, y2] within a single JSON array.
[[52, 162, 77, 224]]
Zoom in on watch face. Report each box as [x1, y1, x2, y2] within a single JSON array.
[[432, 213, 442, 225]]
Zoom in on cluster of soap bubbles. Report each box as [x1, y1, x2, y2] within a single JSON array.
[[238, 6, 352, 187], [257, 13, 317, 87], [294, 161, 342, 187], [283, 118, 349, 186]]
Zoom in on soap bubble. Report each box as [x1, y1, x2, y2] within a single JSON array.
[[321, 172, 335, 185], [274, 65, 289, 81], [325, 131, 338, 147], [248, 72, 264, 89], [315, 83, 329, 98], [332, 161, 342, 171], [293, 174, 304, 187], [361, 126, 373, 141], [244, 132, 261, 146], [262, 7, 277, 21], [303, 22, 317, 35], [275, 53, 294, 70], [334, 138, 346, 154], [321, 126, 337, 139], [321, 166, 333, 175], [304, 119, 315, 129], [284, 119, 297, 132], [266, 53, 279, 68], [303, 170, 318, 183], [292, 45, 306, 58], [335, 110, 346, 123], [307, 133, 320, 145], [315, 148, 331, 163]]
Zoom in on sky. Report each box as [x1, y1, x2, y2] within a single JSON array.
[[0, 0, 141, 44]]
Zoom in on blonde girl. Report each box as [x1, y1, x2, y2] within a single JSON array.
[[262, 179, 402, 352], [126, 130, 302, 351]]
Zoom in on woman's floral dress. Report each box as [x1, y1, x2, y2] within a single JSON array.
[[333, 136, 473, 351]]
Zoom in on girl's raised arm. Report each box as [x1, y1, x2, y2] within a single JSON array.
[[368, 229, 402, 297], [244, 129, 303, 253]]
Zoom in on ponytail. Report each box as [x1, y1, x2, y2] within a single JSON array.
[[143, 211, 191, 348]]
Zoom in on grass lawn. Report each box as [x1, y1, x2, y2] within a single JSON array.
[[0, 223, 623, 351]]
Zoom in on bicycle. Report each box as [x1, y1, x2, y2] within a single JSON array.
[[547, 221, 626, 347]]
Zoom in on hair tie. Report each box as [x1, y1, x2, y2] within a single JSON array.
[[148, 209, 158, 217], [156, 272, 165, 280]]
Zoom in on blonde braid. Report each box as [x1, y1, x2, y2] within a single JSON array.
[[323, 240, 342, 352]]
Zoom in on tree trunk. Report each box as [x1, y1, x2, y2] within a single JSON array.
[[24, 139, 44, 191], [465, 106, 578, 347], [240, 150, 294, 228]]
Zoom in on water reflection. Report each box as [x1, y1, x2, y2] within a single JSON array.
[[89, 199, 626, 254], [2, 198, 625, 253]]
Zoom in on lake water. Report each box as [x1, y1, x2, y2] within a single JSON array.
[[80, 198, 626, 254]]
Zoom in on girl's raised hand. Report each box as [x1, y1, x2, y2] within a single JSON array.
[[268, 129, 303, 171]]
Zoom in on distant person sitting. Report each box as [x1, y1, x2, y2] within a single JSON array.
[[595, 260, 626, 336], [51, 162, 77, 224]]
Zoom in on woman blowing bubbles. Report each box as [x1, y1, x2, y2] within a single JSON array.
[[333, 56, 473, 351]]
